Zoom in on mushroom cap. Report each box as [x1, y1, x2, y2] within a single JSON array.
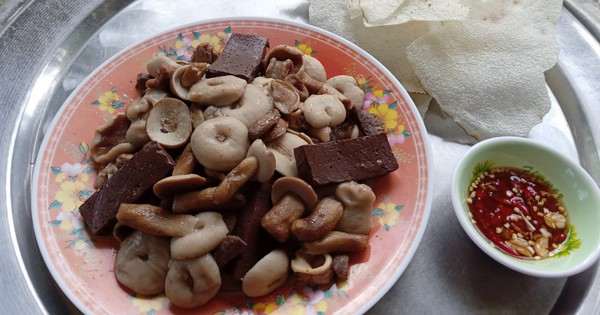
[[220, 84, 275, 128], [262, 45, 304, 72], [265, 132, 309, 177], [153, 174, 208, 199], [271, 177, 318, 210], [302, 94, 346, 128], [188, 75, 247, 107], [246, 139, 276, 183], [190, 116, 250, 172], [145, 98, 193, 149]]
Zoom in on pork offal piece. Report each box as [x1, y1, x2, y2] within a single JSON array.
[[206, 33, 269, 82], [229, 181, 277, 280], [79, 141, 175, 235], [294, 133, 399, 186]]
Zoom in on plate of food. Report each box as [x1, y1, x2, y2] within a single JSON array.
[[32, 18, 432, 314]]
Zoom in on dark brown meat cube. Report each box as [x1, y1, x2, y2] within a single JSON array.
[[229, 181, 277, 280], [206, 33, 269, 82], [79, 141, 175, 235], [212, 235, 247, 269], [294, 133, 398, 186]]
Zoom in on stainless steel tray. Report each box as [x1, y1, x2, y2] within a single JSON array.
[[1, 1, 599, 314]]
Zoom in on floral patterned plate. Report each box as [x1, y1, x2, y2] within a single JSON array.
[[32, 18, 432, 315]]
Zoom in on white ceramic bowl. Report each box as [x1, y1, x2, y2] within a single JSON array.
[[451, 136, 600, 277]]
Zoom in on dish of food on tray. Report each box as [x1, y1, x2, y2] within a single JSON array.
[[32, 18, 432, 314]]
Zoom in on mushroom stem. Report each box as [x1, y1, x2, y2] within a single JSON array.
[[116, 203, 198, 237], [303, 231, 369, 255], [172, 187, 246, 213], [213, 156, 259, 205], [261, 194, 306, 243]]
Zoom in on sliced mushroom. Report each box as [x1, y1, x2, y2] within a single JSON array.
[[271, 79, 300, 114], [291, 197, 344, 242], [263, 45, 304, 74], [291, 250, 333, 285], [190, 116, 250, 172], [188, 75, 247, 106], [261, 177, 318, 242], [221, 84, 275, 128], [284, 74, 309, 101], [170, 211, 229, 260], [265, 132, 310, 177], [153, 174, 207, 199], [91, 112, 135, 164], [165, 254, 221, 308], [190, 103, 205, 129], [302, 94, 346, 128], [303, 231, 369, 255], [262, 118, 289, 143], [334, 181, 376, 235], [265, 57, 295, 79], [114, 230, 170, 296], [242, 249, 289, 297], [248, 108, 281, 142], [145, 98, 192, 149], [326, 75, 365, 109], [170, 63, 209, 100]]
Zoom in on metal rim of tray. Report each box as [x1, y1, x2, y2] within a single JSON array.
[[1, 1, 600, 314]]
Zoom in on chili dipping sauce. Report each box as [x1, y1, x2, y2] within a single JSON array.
[[467, 166, 569, 259]]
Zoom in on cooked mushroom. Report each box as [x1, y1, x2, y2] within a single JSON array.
[[172, 143, 196, 176], [261, 177, 318, 242], [242, 249, 289, 297], [265, 132, 310, 177], [114, 230, 170, 295], [116, 203, 200, 237], [189, 103, 205, 129], [246, 139, 276, 183], [271, 79, 300, 114], [146, 53, 181, 78], [170, 63, 208, 100], [91, 112, 135, 165], [213, 156, 259, 204], [262, 45, 304, 74], [165, 254, 221, 308], [334, 181, 376, 235], [291, 250, 333, 285], [145, 98, 193, 149], [303, 231, 369, 255], [248, 108, 281, 141], [188, 75, 247, 106], [190, 116, 250, 172], [325, 75, 365, 109], [153, 174, 207, 199], [171, 187, 246, 213], [300, 54, 327, 83], [291, 197, 343, 242], [220, 84, 275, 128], [170, 211, 229, 260], [302, 94, 346, 128], [318, 83, 352, 109]]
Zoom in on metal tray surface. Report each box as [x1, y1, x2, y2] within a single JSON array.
[[1, 1, 599, 314]]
